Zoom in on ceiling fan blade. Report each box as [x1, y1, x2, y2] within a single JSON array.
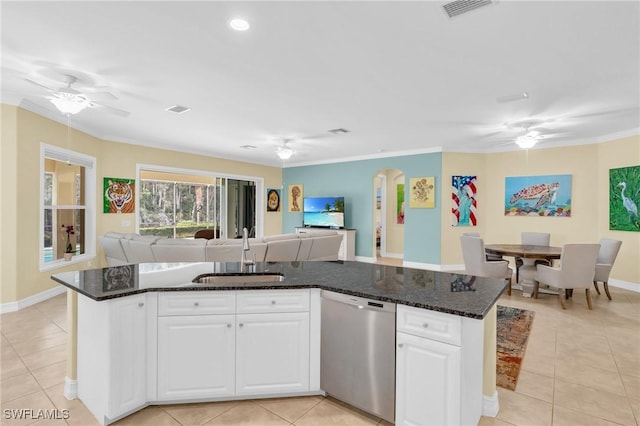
[[90, 102, 130, 117], [87, 91, 118, 102], [24, 78, 55, 92]]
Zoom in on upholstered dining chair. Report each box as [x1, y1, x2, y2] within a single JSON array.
[[534, 243, 600, 310], [593, 238, 622, 300], [460, 236, 513, 295], [462, 232, 504, 262], [515, 232, 551, 283]]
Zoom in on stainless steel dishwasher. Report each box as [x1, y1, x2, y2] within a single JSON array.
[[320, 290, 396, 423]]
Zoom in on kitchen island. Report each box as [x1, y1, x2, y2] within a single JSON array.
[[52, 260, 507, 426]]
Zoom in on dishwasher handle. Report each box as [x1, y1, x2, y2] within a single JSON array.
[[321, 290, 396, 313]]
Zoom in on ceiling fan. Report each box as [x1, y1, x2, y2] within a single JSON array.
[[25, 74, 130, 117], [276, 139, 295, 160]]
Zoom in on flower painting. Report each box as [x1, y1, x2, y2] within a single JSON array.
[[409, 177, 435, 208], [504, 174, 572, 217], [609, 165, 639, 232], [452, 176, 477, 226]]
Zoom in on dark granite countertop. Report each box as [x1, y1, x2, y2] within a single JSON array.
[[51, 261, 507, 319]]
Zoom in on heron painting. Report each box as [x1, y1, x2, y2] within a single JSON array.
[[609, 165, 640, 232]]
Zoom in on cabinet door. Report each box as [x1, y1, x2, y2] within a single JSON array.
[[236, 312, 309, 396], [108, 294, 148, 418], [157, 315, 236, 401], [395, 332, 461, 426]]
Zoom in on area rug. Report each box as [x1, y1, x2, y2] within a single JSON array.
[[496, 305, 535, 391]]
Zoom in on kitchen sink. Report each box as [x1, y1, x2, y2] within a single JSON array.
[[192, 273, 285, 284]]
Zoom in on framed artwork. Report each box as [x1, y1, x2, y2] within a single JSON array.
[[288, 184, 303, 212], [397, 183, 405, 224], [409, 177, 435, 208], [609, 165, 639, 232], [452, 175, 477, 226], [267, 188, 281, 212], [376, 187, 381, 210], [504, 174, 572, 217], [103, 177, 135, 213]]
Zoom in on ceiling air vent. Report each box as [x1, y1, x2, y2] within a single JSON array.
[[165, 104, 191, 114], [328, 128, 351, 135], [443, 0, 492, 18]]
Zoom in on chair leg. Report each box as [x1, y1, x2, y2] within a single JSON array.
[[515, 266, 519, 284], [533, 281, 539, 299], [593, 281, 601, 295], [585, 288, 593, 310], [602, 282, 612, 300], [507, 277, 512, 296], [559, 292, 567, 309]]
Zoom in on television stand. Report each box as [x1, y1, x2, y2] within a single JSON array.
[[295, 227, 356, 261]]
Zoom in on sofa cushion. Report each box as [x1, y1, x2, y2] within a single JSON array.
[[151, 238, 207, 262]]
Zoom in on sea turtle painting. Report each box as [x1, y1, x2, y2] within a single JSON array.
[[509, 182, 559, 210], [504, 175, 572, 217]]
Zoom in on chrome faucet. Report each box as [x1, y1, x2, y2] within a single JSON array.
[[240, 227, 254, 270]]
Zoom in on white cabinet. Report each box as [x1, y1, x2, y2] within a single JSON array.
[[296, 228, 356, 261], [395, 305, 484, 426], [396, 331, 461, 426], [236, 312, 310, 396], [156, 289, 312, 402], [157, 314, 236, 400], [78, 293, 153, 425]]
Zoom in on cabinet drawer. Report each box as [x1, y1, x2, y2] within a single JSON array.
[[396, 305, 461, 346], [158, 291, 235, 316], [236, 290, 310, 313]]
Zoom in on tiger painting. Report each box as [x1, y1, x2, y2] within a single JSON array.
[[104, 178, 135, 213]]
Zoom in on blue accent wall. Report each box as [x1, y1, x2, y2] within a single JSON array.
[[282, 152, 442, 263]]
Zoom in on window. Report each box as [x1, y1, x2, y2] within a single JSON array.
[[40, 144, 96, 270], [137, 166, 263, 239]]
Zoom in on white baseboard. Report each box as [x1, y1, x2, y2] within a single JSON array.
[[609, 278, 640, 293], [64, 377, 78, 400], [0, 285, 66, 314], [482, 390, 500, 417], [354, 256, 375, 263]]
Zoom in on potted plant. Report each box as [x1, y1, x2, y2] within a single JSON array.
[[62, 224, 75, 261]]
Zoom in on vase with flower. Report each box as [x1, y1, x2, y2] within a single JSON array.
[[62, 224, 75, 261]]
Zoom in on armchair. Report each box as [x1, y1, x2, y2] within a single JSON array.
[[593, 238, 622, 300], [460, 236, 513, 295], [535, 244, 600, 309]]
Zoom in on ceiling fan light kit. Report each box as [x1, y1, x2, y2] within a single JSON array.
[[50, 93, 91, 115], [515, 135, 537, 149], [276, 146, 294, 160]]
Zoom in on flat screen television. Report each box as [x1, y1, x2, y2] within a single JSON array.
[[303, 196, 345, 228]]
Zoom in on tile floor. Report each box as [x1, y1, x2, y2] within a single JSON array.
[[1, 266, 639, 425]]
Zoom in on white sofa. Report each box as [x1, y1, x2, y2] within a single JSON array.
[[99, 230, 343, 266]]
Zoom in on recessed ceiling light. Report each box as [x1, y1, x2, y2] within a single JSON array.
[[229, 18, 250, 31], [241, 145, 257, 150]]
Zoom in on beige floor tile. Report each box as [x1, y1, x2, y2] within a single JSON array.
[[553, 379, 636, 426], [555, 341, 618, 372], [3, 322, 65, 345], [495, 388, 552, 426], [377, 420, 394, 426], [294, 398, 379, 426], [1, 350, 30, 380], [19, 343, 66, 371], [31, 361, 66, 389], [554, 360, 626, 396], [520, 350, 555, 378], [162, 400, 239, 425], [11, 331, 66, 358], [254, 395, 324, 423], [203, 401, 290, 425], [552, 405, 622, 426], [621, 374, 640, 422], [514, 370, 554, 403], [0, 373, 42, 403], [42, 383, 101, 426], [478, 416, 517, 426], [0, 307, 47, 327], [113, 406, 181, 425], [0, 390, 57, 426]]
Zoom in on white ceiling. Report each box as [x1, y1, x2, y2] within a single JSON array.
[[2, 1, 639, 167]]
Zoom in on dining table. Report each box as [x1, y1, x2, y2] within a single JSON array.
[[484, 244, 562, 297]]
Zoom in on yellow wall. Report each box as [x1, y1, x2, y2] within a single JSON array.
[[0, 107, 282, 304], [441, 136, 640, 285]]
